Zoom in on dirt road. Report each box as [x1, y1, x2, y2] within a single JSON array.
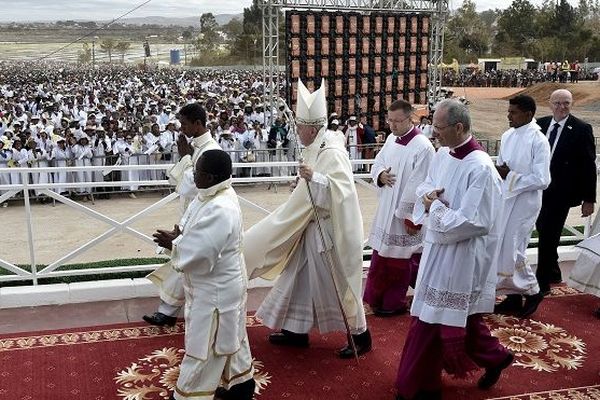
[[1, 184, 378, 266], [450, 82, 600, 140]]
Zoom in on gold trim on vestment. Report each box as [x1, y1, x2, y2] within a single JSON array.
[[222, 365, 254, 384], [175, 386, 215, 397]]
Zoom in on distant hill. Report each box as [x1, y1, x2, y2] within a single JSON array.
[[118, 14, 243, 27]]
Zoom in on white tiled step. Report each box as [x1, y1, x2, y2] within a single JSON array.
[[0, 248, 579, 309]]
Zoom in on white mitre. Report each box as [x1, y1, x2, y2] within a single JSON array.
[[295, 79, 327, 126]]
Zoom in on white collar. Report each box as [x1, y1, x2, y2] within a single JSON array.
[[197, 178, 232, 201], [513, 120, 540, 133], [550, 115, 569, 127], [191, 131, 212, 147]]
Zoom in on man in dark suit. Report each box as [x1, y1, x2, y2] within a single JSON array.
[[531, 89, 596, 315]]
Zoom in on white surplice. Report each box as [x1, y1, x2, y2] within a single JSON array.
[[411, 141, 503, 328], [493, 121, 551, 295], [113, 140, 141, 192], [0, 149, 11, 194], [345, 126, 361, 168], [50, 146, 71, 194], [28, 148, 52, 196], [71, 144, 93, 194], [369, 128, 435, 259]]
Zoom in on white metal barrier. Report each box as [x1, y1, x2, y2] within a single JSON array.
[[0, 156, 593, 285]]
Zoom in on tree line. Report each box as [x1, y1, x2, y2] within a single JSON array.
[[446, 0, 600, 63], [77, 0, 600, 66], [191, 0, 274, 66], [194, 0, 600, 66]]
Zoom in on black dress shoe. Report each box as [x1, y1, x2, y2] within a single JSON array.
[[143, 312, 177, 327], [478, 353, 514, 389], [338, 329, 372, 359], [373, 307, 407, 317], [215, 379, 256, 400], [268, 330, 309, 347], [215, 387, 228, 400], [519, 293, 544, 318], [395, 390, 441, 400], [415, 390, 442, 400], [494, 294, 523, 314]]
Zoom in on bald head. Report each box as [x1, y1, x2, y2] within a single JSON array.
[[549, 89, 573, 122]]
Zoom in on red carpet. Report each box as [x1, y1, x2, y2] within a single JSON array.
[[1, 287, 599, 400]]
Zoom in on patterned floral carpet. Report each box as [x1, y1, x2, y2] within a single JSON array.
[[1, 286, 599, 400]]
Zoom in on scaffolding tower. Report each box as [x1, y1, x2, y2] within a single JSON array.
[[260, 0, 449, 117]]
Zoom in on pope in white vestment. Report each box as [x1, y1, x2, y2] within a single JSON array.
[[245, 79, 371, 358], [154, 150, 255, 400], [492, 96, 551, 318], [395, 100, 512, 399], [146, 103, 221, 325]]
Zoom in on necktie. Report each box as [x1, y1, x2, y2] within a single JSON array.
[[548, 122, 560, 149]]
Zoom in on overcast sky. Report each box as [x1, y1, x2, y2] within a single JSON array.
[[0, 0, 581, 22], [0, 0, 252, 22]]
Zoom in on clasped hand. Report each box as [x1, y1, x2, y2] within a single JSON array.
[[496, 163, 510, 180], [423, 188, 447, 212], [153, 224, 181, 251], [177, 135, 194, 158]]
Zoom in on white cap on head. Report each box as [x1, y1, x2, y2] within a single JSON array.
[[348, 116, 357, 121], [0, 136, 10, 148], [331, 119, 339, 125], [52, 134, 66, 145], [295, 79, 327, 126]]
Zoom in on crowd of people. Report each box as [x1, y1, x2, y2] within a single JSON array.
[[441, 60, 596, 87], [0, 62, 392, 205]]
